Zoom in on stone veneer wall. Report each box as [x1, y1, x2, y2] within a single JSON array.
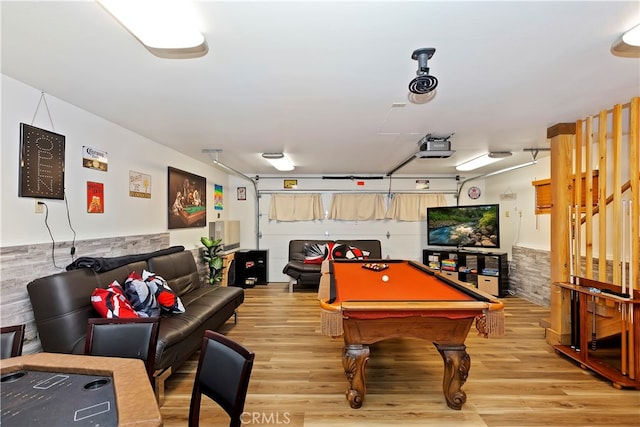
[[509, 245, 628, 308], [0, 233, 206, 354], [509, 246, 551, 307]]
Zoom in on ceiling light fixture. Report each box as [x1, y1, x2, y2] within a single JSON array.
[[97, 0, 208, 59], [262, 153, 295, 171], [455, 152, 512, 171], [611, 23, 640, 58], [484, 160, 537, 178]]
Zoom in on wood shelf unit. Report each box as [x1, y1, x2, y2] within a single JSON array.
[[422, 249, 509, 297]]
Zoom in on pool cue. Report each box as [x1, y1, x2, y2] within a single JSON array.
[[620, 201, 627, 374], [575, 291, 581, 352], [591, 294, 597, 351], [627, 303, 636, 380], [629, 202, 633, 302], [574, 204, 581, 279], [574, 205, 583, 351], [627, 202, 635, 379], [570, 289, 576, 349], [569, 205, 574, 284], [620, 200, 629, 375], [622, 201, 627, 296], [621, 301, 628, 376], [568, 206, 577, 350]]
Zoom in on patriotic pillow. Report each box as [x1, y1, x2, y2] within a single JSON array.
[[304, 243, 327, 264], [91, 281, 139, 319], [124, 271, 161, 318], [142, 270, 185, 314]]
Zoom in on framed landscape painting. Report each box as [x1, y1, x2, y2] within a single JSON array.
[[167, 167, 207, 229]]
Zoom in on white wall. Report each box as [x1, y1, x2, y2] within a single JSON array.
[[227, 174, 260, 250], [1, 74, 557, 282], [238, 164, 554, 283], [484, 157, 552, 253], [1, 75, 230, 251], [242, 174, 465, 282]]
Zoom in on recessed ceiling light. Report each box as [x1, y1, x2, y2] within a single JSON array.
[[456, 152, 511, 171], [622, 24, 640, 46], [98, 0, 208, 59], [611, 23, 640, 58], [488, 151, 513, 159], [262, 153, 295, 171]]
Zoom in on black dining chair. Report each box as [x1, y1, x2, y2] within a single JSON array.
[[1, 324, 25, 359], [84, 317, 160, 384], [189, 330, 255, 427]]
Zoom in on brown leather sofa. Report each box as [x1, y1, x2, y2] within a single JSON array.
[[282, 239, 382, 292], [27, 248, 244, 399]]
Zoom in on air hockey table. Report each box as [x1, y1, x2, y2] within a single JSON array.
[[1, 353, 162, 426]]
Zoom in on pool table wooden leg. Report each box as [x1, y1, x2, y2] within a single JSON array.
[[342, 344, 370, 409], [435, 344, 470, 410]]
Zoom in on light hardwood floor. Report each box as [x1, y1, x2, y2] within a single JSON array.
[[160, 283, 640, 427]]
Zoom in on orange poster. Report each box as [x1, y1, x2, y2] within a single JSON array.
[[87, 181, 104, 213]]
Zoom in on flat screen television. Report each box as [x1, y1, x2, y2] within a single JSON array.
[[427, 204, 500, 249]]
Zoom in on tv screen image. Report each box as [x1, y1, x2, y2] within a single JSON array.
[[427, 204, 500, 248]]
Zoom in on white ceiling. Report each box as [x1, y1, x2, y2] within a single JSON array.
[[2, 1, 639, 177]]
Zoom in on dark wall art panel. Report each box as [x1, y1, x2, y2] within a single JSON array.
[[19, 123, 65, 199], [168, 167, 207, 229]]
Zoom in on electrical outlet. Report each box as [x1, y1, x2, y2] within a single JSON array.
[[34, 200, 44, 214]]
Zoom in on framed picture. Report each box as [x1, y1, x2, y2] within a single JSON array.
[[87, 181, 104, 213], [167, 167, 206, 229], [129, 170, 151, 199], [237, 187, 246, 201], [284, 179, 298, 189], [19, 123, 65, 199], [82, 146, 108, 171], [214, 184, 223, 210]]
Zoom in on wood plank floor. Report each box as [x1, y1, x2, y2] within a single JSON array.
[[160, 283, 640, 427]]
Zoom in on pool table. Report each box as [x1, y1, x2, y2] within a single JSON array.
[[179, 205, 206, 226], [319, 259, 504, 410]]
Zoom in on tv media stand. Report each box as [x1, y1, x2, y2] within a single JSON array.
[[422, 248, 508, 297]]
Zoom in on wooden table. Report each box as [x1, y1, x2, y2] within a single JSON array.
[[319, 259, 504, 410], [1, 353, 163, 426]]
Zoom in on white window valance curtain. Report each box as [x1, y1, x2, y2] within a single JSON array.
[[328, 193, 387, 220], [385, 193, 447, 221], [268, 194, 324, 221]]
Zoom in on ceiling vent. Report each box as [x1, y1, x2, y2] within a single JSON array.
[[415, 134, 455, 158]]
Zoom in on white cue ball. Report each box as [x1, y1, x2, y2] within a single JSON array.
[[381, 275, 389, 282]]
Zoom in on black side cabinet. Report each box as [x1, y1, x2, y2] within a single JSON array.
[[232, 250, 268, 287]]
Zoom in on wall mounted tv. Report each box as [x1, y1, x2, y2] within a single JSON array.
[[427, 204, 500, 249]]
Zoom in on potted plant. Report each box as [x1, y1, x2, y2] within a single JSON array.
[[200, 237, 223, 284]]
